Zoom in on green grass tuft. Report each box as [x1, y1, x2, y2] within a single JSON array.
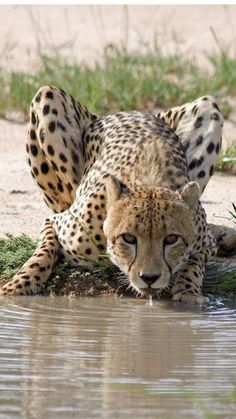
[[217, 143, 236, 173], [229, 202, 236, 224], [208, 270, 236, 294], [0, 234, 37, 280], [1, 44, 236, 173], [0, 45, 235, 119]]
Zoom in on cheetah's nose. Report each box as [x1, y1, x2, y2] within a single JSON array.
[[139, 273, 161, 286]]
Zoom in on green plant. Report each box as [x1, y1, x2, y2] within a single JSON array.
[[0, 234, 37, 280], [229, 202, 236, 224], [217, 143, 236, 173], [0, 44, 236, 120]]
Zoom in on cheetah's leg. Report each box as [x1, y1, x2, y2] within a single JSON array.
[[171, 205, 217, 304], [158, 95, 223, 195], [0, 87, 99, 296], [0, 219, 58, 295], [171, 245, 216, 304], [158, 96, 236, 256], [27, 85, 97, 213]]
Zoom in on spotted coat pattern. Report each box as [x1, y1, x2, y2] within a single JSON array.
[[0, 86, 227, 302]]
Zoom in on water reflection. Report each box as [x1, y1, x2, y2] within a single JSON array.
[[0, 296, 236, 418]]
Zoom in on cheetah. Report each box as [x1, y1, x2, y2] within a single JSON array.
[[1, 86, 235, 302]]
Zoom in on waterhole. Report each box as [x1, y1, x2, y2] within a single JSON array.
[[0, 296, 236, 418]]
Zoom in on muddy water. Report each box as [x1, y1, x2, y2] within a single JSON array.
[[0, 296, 236, 419]]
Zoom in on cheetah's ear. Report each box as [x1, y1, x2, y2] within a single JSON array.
[[180, 181, 200, 209], [105, 175, 130, 208]]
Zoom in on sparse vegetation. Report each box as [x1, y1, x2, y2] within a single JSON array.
[[208, 270, 236, 294], [0, 44, 235, 171], [0, 234, 37, 280], [229, 202, 236, 224], [217, 143, 236, 173], [0, 45, 235, 119]]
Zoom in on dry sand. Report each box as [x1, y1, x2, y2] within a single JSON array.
[[0, 5, 235, 239], [1, 5, 236, 72]]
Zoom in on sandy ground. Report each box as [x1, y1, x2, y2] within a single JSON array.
[[0, 5, 235, 239], [1, 5, 236, 72]]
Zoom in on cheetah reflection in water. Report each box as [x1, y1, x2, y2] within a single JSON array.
[[1, 86, 235, 302]]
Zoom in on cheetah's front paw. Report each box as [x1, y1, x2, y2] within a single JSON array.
[[172, 292, 209, 304], [0, 284, 18, 296], [0, 278, 29, 296]]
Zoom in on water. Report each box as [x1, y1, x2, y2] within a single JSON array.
[[0, 295, 236, 419]]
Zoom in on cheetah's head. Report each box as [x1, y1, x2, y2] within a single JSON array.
[[103, 175, 200, 296]]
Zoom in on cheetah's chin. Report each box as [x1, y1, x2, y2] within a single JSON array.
[[139, 287, 157, 297]]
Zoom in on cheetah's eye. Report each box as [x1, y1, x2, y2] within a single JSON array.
[[164, 234, 179, 246], [121, 233, 137, 245]]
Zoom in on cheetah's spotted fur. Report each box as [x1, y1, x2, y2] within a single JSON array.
[[1, 86, 234, 303]]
